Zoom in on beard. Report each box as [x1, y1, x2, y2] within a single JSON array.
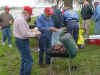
[[24, 16, 31, 23], [27, 17, 31, 23]]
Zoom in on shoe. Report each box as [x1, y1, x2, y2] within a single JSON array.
[[33, 48, 40, 52], [38, 48, 40, 52], [8, 44, 12, 48], [1, 41, 5, 46], [79, 45, 84, 49]]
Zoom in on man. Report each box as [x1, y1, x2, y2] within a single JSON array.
[[14, 6, 40, 75], [51, 5, 64, 46], [93, 0, 100, 35], [81, 1, 93, 38], [52, 5, 64, 29], [63, 5, 79, 43], [36, 7, 58, 66], [0, 6, 14, 48]]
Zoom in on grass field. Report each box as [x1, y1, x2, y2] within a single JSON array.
[[0, 17, 100, 75]]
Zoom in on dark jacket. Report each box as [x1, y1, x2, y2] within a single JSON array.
[[52, 8, 64, 28], [81, 6, 93, 20]]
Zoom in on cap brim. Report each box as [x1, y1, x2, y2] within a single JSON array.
[[48, 11, 54, 15]]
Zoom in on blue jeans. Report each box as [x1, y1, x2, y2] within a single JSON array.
[[95, 21, 100, 35], [2, 27, 11, 44], [39, 37, 51, 64], [15, 38, 33, 75], [66, 21, 79, 43], [52, 28, 62, 46]]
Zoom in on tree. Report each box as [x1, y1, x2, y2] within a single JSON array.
[[79, 0, 92, 5], [64, 0, 92, 6], [64, 0, 73, 7]]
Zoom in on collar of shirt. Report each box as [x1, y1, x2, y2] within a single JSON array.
[[42, 14, 52, 21]]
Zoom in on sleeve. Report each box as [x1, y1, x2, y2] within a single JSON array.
[[81, 8, 84, 18], [90, 7, 94, 15], [75, 12, 79, 21], [36, 17, 49, 32], [0, 14, 3, 26], [17, 19, 35, 38], [10, 14, 14, 22], [63, 11, 68, 21], [49, 18, 54, 28], [95, 6, 100, 22]]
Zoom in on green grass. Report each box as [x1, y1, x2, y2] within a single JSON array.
[[0, 16, 100, 75]]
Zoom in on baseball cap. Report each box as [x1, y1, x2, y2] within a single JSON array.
[[44, 7, 54, 15], [5, 6, 10, 11], [24, 6, 33, 15]]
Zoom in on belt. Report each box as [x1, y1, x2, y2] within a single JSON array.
[[15, 37, 28, 40], [2, 26, 10, 29]]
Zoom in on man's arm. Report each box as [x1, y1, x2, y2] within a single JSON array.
[[0, 14, 3, 27], [48, 18, 58, 32], [36, 17, 49, 32], [95, 6, 100, 22], [9, 14, 14, 25], [37, 16, 58, 32]]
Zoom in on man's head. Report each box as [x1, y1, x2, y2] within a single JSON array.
[[94, 0, 100, 8], [5, 6, 10, 13], [84, 1, 89, 7], [52, 4, 57, 10], [23, 6, 33, 22], [44, 7, 54, 17]]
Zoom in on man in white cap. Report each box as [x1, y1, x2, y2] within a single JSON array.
[[93, 0, 100, 34]]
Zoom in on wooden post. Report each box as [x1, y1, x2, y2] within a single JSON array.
[[64, 0, 73, 7]]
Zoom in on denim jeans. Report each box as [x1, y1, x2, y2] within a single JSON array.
[[2, 27, 11, 44], [39, 37, 51, 64], [66, 21, 79, 43], [15, 38, 33, 75], [52, 28, 62, 46], [95, 21, 100, 35]]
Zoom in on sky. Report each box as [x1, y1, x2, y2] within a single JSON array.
[[0, 0, 38, 7], [0, 0, 55, 7]]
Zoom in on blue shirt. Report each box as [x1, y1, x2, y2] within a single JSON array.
[[63, 9, 79, 22], [36, 14, 54, 40], [94, 5, 100, 22]]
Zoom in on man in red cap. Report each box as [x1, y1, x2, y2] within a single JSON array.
[[14, 6, 40, 75], [0, 6, 14, 48], [36, 7, 58, 67]]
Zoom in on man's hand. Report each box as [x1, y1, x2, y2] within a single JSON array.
[[9, 20, 13, 24], [31, 29, 41, 37], [34, 31, 41, 37], [48, 27, 58, 32], [31, 29, 38, 32], [0, 26, 2, 30]]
